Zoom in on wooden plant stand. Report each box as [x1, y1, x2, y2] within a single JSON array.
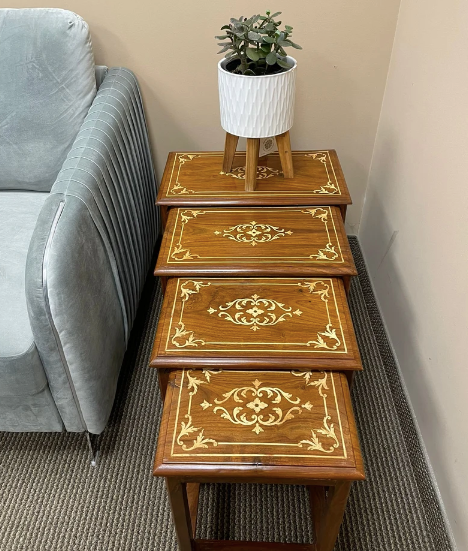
[[222, 131, 294, 192], [154, 369, 365, 551]]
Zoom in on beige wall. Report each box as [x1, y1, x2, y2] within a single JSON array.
[[359, 0, 467, 547], [2, 0, 400, 232]]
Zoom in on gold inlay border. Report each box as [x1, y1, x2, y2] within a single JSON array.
[[164, 278, 348, 354], [165, 151, 343, 197], [170, 369, 348, 459], [166, 207, 345, 265]]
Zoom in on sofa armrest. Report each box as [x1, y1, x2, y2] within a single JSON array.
[[26, 68, 158, 433]]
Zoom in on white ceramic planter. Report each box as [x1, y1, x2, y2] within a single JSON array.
[[218, 56, 297, 139]]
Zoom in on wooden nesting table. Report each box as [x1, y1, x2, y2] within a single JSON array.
[[150, 277, 362, 386], [154, 369, 365, 551], [152, 148, 364, 550], [157, 150, 352, 228], [155, 206, 356, 289]]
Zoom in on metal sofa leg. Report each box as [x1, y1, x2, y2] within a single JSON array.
[[85, 431, 99, 467]]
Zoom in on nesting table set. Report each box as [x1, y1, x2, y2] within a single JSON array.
[[151, 150, 365, 551]]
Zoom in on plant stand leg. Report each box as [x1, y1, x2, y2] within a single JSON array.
[[276, 130, 294, 178], [222, 132, 239, 173], [245, 138, 260, 191]]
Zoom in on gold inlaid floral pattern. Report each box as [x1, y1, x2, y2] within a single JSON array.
[[165, 207, 345, 265], [305, 153, 339, 194], [171, 280, 211, 348], [292, 372, 339, 453], [166, 278, 347, 354], [170, 210, 207, 260], [207, 293, 302, 331], [301, 208, 339, 260], [172, 369, 346, 458], [298, 281, 341, 350], [208, 377, 305, 435], [165, 151, 343, 197], [169, 154, 199, 195], [176, 369, 222, 451], [220, 165, 282, 180], [216, 221, 293, 247]]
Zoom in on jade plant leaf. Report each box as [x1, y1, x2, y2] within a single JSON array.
[[216, 11, 301, 75]]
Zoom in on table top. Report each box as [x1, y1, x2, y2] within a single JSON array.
[[157, 150, 352, 207], [153, 369, 364, 481], [150, 277, 362, 370], [155, 206, 356, 278]]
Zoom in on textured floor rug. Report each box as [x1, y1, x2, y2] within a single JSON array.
[[0, 237, 454, 551]]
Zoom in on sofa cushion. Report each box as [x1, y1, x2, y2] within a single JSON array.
[[0, 191, 49, 396], [0, 8, 96, 192]]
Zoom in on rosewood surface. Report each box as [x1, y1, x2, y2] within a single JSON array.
[[150, 277, 362, 371], [155, 369, 363, 473], [155, 206, 356, 278], [157, 151, 351, 211], [154, 370, 364, 551]]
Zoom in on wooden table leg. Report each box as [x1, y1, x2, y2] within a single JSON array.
[[276, 131, 294, 178], [309, 485, 327, 544], [222, 132, 239, 173], [245, 138, 260, 191], [160, 276, 168, 294], [166, 478, 193, 551], [342, 275, 351, 296], [187, 482, 201, 535], [158, 369, 170, 399], [345, 371, 355, 389], [316, 481, 352, 551], [339, 205, 347, 222], [160, 205, 169, 231]]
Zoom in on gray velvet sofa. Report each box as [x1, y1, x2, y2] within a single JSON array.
[[0, 9, 158, 435]]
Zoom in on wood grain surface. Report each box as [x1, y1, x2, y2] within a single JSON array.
[[155, 206, 356, 278], [154, 370, 364, 481], [150, 277, 362, 370], [156, 150, 351, 208]]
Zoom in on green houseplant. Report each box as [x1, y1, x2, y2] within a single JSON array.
[[217, 11, 301, 141], [216, 11, 302, 76]]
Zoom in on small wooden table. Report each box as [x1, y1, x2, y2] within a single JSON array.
[[155, 207, 356, 288], [154, 368, 365, 551], [150, 277, 362, 395], [157, 151, 352, 228]]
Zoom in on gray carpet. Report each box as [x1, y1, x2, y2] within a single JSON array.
[[0, 237, 454, 551]]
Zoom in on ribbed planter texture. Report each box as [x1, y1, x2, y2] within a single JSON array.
[[218, 56, 297, 139]]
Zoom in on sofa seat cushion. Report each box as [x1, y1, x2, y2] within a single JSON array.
[[0, 8, 96, 191], [0, 192, 48, 396]]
